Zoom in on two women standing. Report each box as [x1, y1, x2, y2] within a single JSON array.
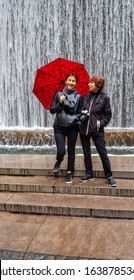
[[50, 72, 116, 187]]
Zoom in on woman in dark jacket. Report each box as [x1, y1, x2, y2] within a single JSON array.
[[50, 72, 83, 183], [79, 74, 117, 187]]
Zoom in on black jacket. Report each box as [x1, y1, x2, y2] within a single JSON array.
[[79, 91, 112, 135], [50, 91, 83, 127]]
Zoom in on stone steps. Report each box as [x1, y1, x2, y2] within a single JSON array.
[[0, 154, 133, 178], [0, 176, 134, 196], [0, 189, 134, 219], [0, 175, 134, 219], [0, 154, 133, 219]]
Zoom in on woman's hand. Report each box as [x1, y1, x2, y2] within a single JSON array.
[[59, 95, 66, 104]]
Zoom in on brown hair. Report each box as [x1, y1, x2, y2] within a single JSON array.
[[65, 72, 78, 83], [90, 74, 105, 91]]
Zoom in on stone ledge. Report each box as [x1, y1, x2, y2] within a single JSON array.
[[0, 176, 134, 197], [0, 154, 133, 179], [0, 169, 133, 179], [1, 191, 134, 219], [0, 128, 134, 146]]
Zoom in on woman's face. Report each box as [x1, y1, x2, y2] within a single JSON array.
[[65, 75, 77, 90], [89, 81, 99, 92]]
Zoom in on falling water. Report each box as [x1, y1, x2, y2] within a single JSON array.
[[0, 0, 134, 129]]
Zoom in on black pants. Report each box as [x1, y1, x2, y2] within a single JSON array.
[[80, 133, 113, 178], [54, 126, 79, 172]]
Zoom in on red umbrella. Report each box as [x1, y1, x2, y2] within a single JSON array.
[[32, 57, 90, 110]]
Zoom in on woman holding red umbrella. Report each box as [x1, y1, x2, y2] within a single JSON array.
[[50, 72, 83, 183]]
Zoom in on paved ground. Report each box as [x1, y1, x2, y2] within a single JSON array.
[[0, 211, 134, 260]]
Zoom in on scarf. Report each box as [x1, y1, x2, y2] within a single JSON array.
[[63, 86, 77, 96]]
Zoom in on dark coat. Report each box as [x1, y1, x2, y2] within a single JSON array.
[[79, 91, 112, 135], [50, 91, 83, 127]]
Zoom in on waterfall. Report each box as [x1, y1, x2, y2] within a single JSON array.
[[0, 0, 134, 128]]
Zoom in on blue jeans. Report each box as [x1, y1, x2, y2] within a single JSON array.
[[80, 133, 113, 178], [54, 126, 79, 172]]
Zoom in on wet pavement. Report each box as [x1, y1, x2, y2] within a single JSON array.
[[0, 211, 134, 260]]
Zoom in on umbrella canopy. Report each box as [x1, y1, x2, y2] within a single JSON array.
[[32, 57, 90, 110]]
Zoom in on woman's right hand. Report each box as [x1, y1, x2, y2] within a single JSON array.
[[59, 95, 66, 104]]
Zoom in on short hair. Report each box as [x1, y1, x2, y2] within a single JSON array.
[[90, 74, 105, 91], [65, 72, 78, 83]]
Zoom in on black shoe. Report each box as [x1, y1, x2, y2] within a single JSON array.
[[107, 176, 117, 187], [53, 161, 61, 173], [79, 174, 95, 183], [66, 173, 73, 184]]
